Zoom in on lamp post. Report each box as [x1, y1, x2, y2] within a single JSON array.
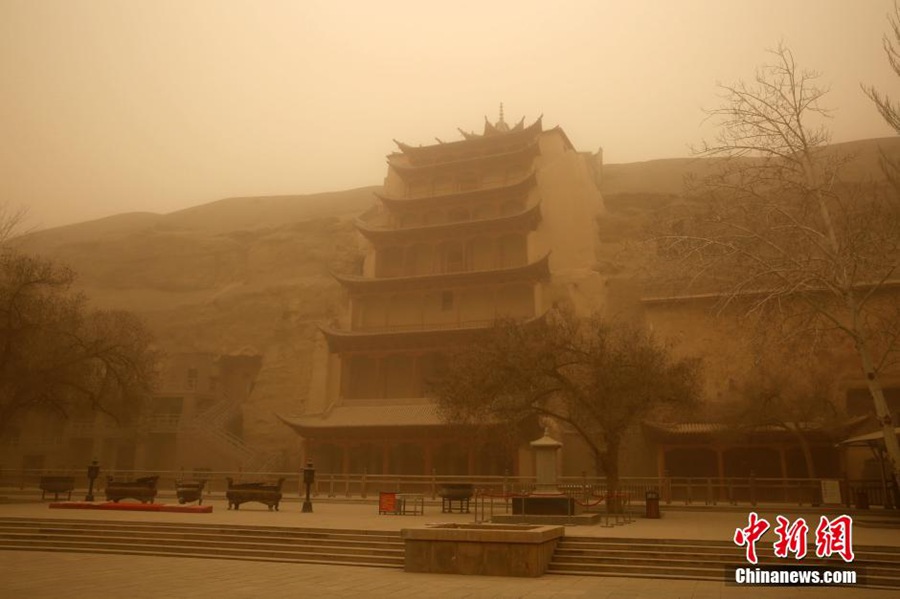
[[302, 460, 315, 513], [85, 459, 100, 502]]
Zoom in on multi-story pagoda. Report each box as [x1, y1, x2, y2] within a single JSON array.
[[282, 110, 604, 476]]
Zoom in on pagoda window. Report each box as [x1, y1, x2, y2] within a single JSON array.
[[405, 243, 433, 276], [499, 198, 525, 216], [386, 293, 421, 328], [441, 291, 454, 311], [344, 355, 379, 399], [398, 213, 420, 228], [384, 354, 416, 398], [422, 210, 442, 226], [457, 173, 479, 192], [433, 176, 452, 195], [498, 233, 527, 267], [466, 237, 494, 271], [440, 240, 465, 273], [447, 206, 469, 223], [497, 283, 534, 318], [359, 295, 387, 329], [459, 288, 494, 322], [378, 246, 404, 277], [408, 180, 428, 198], [419, 352, 448, 396], [471, 203, 495, 220]]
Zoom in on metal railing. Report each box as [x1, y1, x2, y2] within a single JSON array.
[[0, 468, 895, 510]]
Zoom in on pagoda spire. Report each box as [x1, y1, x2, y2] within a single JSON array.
[[495, 102, 509, 133]]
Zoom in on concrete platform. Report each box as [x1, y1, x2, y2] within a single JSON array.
[[1, 496, 897, 598], [1, 496, 897, 545]]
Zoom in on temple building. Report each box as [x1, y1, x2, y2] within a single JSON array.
[[281, 111, 604, 476]]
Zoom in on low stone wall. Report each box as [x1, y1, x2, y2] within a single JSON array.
[[401, 523, 564, 577]]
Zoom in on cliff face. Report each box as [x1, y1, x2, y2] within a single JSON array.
[[16, 188, 374, 467], [13, 137, 898, 466]]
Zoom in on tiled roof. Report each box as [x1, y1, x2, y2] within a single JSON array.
[[278, 403, 445, 431], [840, 426, 900, 446]]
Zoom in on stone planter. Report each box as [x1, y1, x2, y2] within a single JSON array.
[[402, 523, 563, 577]]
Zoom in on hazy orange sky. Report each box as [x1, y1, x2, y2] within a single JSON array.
[[2, 0, 898, 230]]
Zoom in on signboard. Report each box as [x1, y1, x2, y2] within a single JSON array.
[[820, 479, 842, 505]]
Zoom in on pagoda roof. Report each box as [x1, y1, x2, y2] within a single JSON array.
[[642, 420, 860, 442], [278, 403, 445, 431], [388, 138, 541, 177], [355, 199, 542, 245], [332, 252, 551, 294], [375, 171, 536, 208], [393, 116, 542, 166]]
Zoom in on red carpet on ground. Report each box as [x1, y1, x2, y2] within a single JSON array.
[[49, 501, 212, 513]]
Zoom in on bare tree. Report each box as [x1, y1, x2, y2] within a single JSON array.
[[654, 44, 900, 488], [430, 307, 701, 497], [0, 249, 159, 437], [718, 342, 846, 479], [0, 204, 30, 246], [864, 1, 900, 134]]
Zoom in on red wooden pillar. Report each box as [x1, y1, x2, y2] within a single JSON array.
[[423, 441, 434, 476], [382, 442, 391, 474], [341, 441, 351, 475], [302, 437, 312, 465]]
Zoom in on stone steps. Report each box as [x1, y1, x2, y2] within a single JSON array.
[[548, 537, 900, 589], [3, 517, 898, 588], [0, 517, 403, 569]]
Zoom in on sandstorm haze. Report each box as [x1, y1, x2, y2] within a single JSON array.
[[1, 0, 896, 230]]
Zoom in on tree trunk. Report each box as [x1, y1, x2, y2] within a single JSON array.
[[788, 425, 817, 479], [857, 341, 900, 491], [803, 152, 900, 491], [592, 447, 603, 477], [601, 441, 621, 513]]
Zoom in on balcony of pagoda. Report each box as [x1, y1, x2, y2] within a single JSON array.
[[319, 321, 493, 352], [319, 309, 548, 353], [391, 115, 542, 167], [333, 253, 550, 295], [355, 199, 542, 246]]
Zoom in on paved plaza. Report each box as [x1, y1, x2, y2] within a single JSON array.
[[1, 497, 897, 598]]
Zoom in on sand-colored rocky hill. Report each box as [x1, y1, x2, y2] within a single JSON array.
[[14, 137, 899, 465]]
